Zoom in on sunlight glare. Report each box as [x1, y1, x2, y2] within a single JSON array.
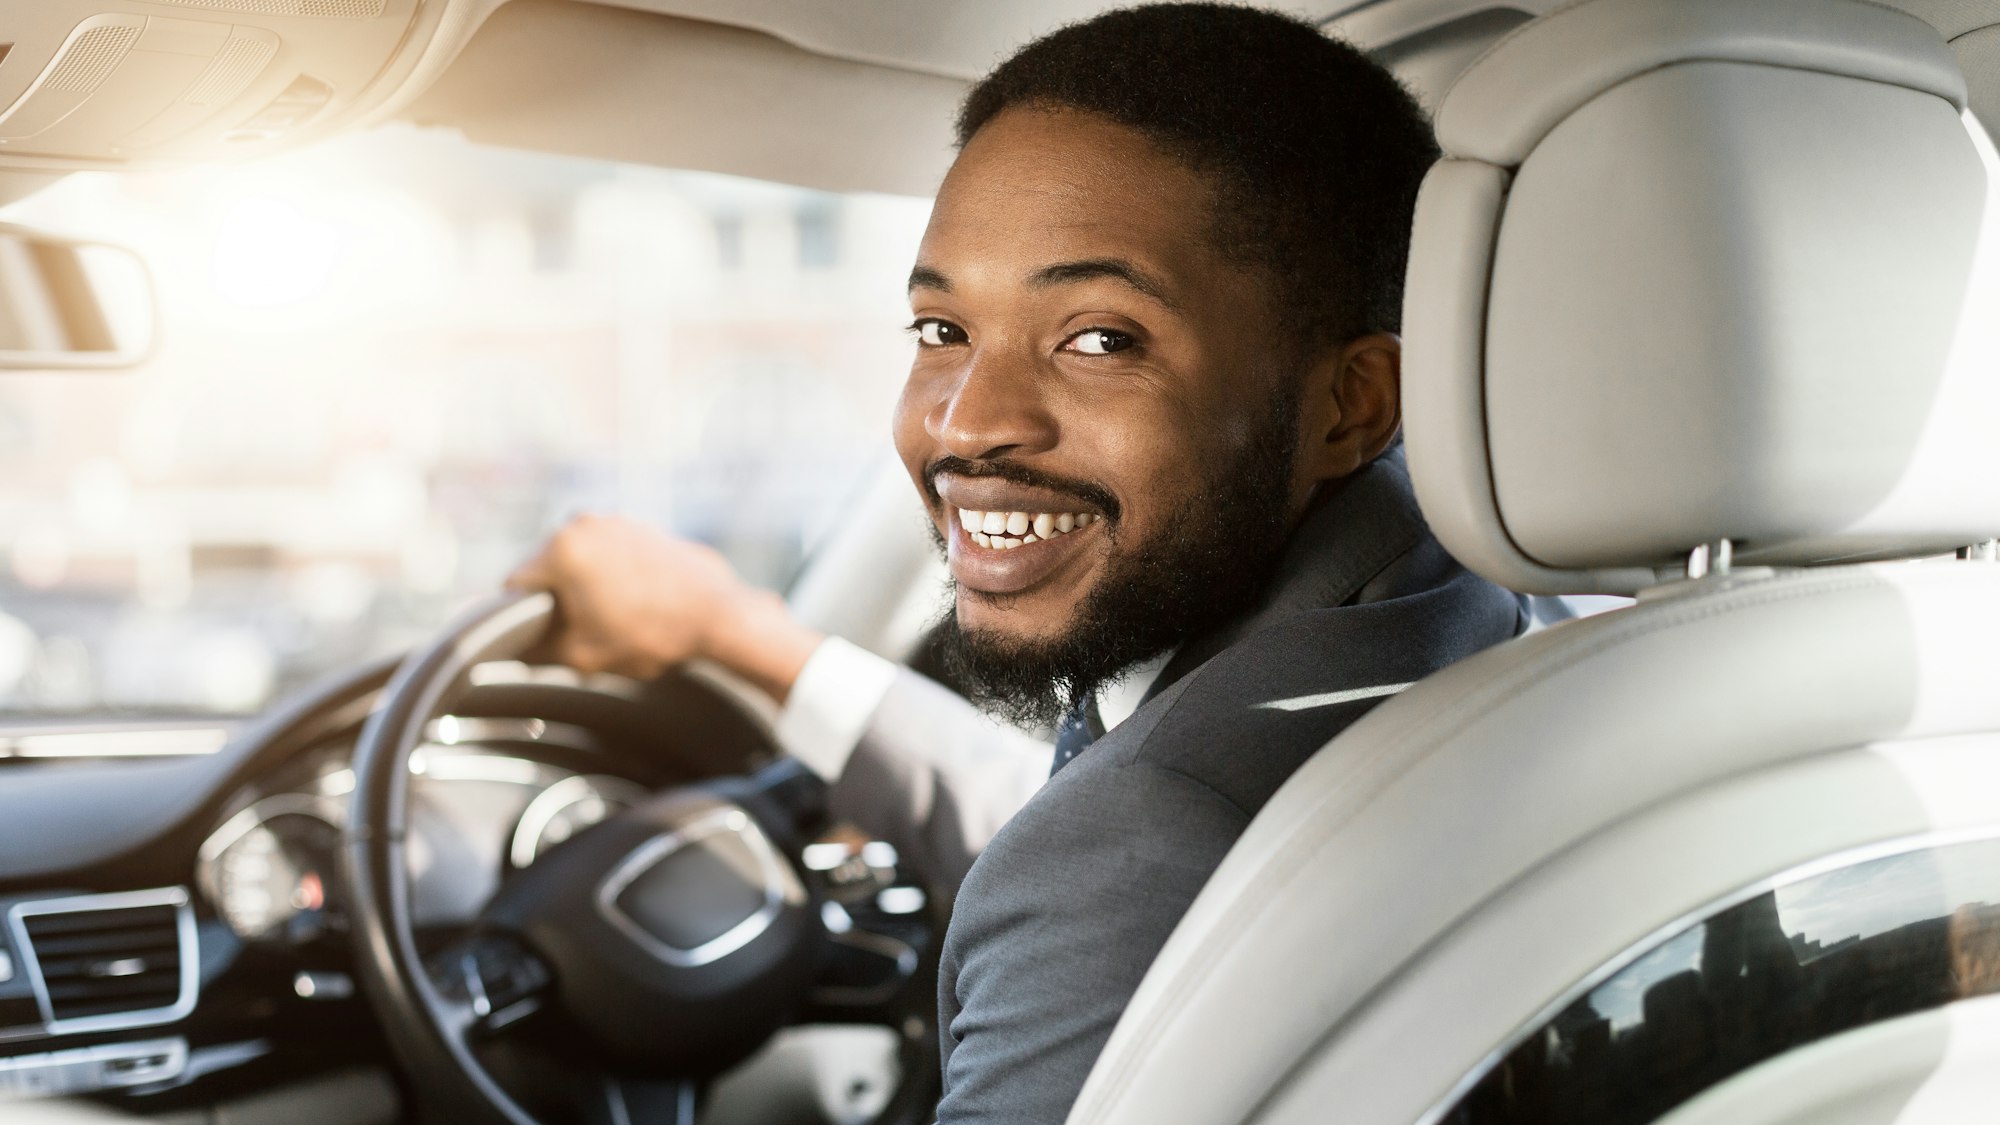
[[210, 195, 341, 308]]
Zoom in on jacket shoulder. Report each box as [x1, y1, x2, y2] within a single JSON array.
[[1110, 561, 1525, 817]]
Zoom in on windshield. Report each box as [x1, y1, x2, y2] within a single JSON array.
[[0, 126, 931, 717]]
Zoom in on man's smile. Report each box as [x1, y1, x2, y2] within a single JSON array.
[[946, 508, 1104, 594], [934, 473, 1112, 597]]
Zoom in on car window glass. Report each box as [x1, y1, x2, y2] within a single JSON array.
[[0, 125, 931, 715], [1441, 835, 2000, 1124]]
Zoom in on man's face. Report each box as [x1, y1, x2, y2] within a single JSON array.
[[894, 106, 1318, 720]]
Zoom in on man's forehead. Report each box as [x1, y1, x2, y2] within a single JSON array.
[[932, 110, 1211, 230], [930, 171, 1194, 245], [908, 256, 1184, 315], [915, 183, 1214, 309], [947, 105, 1180, 186]]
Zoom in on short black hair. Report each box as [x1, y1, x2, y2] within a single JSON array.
[[957, 3, 1437, 354]]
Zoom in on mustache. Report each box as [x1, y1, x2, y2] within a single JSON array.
[[923, 455, 1121, 521]]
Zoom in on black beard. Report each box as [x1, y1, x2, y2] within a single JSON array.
[[931, 388, 1302, 729]]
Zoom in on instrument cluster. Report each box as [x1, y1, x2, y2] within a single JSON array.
[[196, 719, 649, 944]]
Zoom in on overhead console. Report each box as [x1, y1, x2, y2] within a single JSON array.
[[0, 0, 482, 171]]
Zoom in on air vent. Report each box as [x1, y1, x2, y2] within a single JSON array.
[[10, 888, 196, 1033]]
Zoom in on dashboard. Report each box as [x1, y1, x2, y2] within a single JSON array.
[[0, 657, 864, 1118]]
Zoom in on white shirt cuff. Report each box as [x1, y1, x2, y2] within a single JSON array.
[[775, 635, 902, 781]]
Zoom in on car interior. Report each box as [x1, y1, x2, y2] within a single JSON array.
[[0, 0, 1996, 1124]]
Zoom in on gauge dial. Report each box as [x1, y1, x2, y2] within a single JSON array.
[[509, 774, 649, 869], [198, 795, 342, 941]]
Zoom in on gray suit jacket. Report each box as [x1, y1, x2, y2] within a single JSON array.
[[830, 450, 1525, 1123]]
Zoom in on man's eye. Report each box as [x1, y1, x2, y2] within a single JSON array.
[[1064, 329, 1134, 356], [912, 319, 967, 347]]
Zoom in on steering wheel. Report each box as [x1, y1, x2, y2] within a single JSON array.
[[342, 592, 938, 1124]]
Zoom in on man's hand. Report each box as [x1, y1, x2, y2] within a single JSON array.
[[507, 515, 823, 703]]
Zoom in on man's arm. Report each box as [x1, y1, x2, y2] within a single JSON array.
[[775, 634, 1051, 887], [510, 516, 1050, 887], [935, 757, 1249, 1124], [820, 661, 1051, 889]]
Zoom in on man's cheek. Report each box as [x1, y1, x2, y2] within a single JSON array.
[[890, 385, 936, 485]]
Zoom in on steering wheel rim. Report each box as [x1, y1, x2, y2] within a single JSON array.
[[343, 590, 559, 1125]]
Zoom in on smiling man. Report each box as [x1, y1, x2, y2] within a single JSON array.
[[512, 4, 1526, 1120]]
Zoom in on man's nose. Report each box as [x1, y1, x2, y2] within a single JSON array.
[[924, 342, 1058, 461]]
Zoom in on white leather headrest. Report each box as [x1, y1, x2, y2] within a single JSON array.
[[1403, 0, 2000, 595]]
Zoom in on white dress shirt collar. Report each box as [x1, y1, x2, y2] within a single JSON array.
[[1096, 649, 1175, 732]]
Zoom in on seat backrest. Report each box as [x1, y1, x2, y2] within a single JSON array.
[[1066, 2, 2000, 1123]]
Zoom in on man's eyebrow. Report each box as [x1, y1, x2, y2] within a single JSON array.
[[908, 265, 951, 293], [1028, 258, 1181, 312]]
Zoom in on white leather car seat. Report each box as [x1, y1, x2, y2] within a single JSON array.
[[1065, 1, 2000, 1123]]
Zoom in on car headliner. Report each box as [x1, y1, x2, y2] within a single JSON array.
[[0, 0, 1992, 206], [402, 0, 2000, 197]]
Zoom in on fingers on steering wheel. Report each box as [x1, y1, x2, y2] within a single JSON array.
[[563, 635, 636, 678], [573, 633, 674, 681], [503, 543, 556, 594]]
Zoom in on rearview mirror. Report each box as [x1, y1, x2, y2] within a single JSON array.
[[0, 222, 157, 371]]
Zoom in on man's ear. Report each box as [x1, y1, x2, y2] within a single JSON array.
[[1295, 332, 1403, 490]]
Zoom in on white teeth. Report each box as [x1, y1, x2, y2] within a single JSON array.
[[957, 508, 1096, 548]]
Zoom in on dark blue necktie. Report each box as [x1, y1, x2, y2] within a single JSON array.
[[1050, 695, 1103, 777]]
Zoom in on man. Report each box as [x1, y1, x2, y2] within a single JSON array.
[[511, 5, 1526, 1120]]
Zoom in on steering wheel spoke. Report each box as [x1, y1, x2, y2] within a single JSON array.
[[426, 932, 554, 1041], [592, 1076, 700, 1125]]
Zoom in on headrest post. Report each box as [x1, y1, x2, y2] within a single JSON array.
[[1687, 540, 1734, 581]]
